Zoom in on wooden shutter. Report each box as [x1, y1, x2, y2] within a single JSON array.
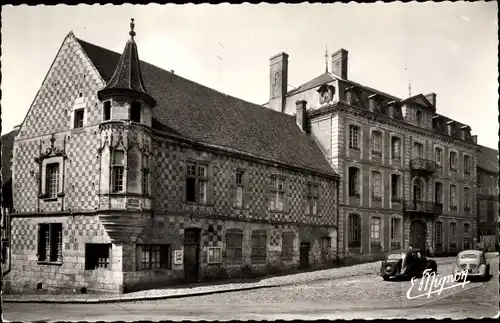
[[207, 164, 214, 205], [284, 179, 290, 213]]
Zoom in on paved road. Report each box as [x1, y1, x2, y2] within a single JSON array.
[[3, 257, 498, 321]]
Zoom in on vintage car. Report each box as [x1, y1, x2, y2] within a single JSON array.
[[380, 249, 437, 281], [452, 250, 490, 281]]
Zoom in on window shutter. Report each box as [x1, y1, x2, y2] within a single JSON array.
[[267, 178, 274, 211], [37, 224, 46, 261], [317, 183, 322, 215], [303, 183, 309, 215], [242, 170, 251, 209], [284, 179, 290, 213]]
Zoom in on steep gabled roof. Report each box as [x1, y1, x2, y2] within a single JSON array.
[[1, 129, 19, 184], [286, 72, 335, 97], [478, 145, 499, 173], [76, 38, 337, 177]]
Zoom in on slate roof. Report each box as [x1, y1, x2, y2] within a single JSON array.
[[1, 129, 19, 184], [76, 38, 337, 177], [477, 145, 499, 173]]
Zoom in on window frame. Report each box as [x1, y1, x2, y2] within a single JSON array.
[[449, 151, 458, 172], [371, 130, 382, 156], [306, 183, 319, 215], [142, 154, 150, 196], [282, 231, 294, 260], [348, 167, 360, 198], [73, 108, 85, 129], [45, 163, 60, 199], [371, 171, 382, 200], [435, 147, 443, 166], [103, 100, 112, 121], [207, 247, 223, 264], [235, 169, 244, 208], [251, 230, 267, 263], [269, 176, 286, 212], [349, 125, 360, 150], [370, 216, 381, 247], [85, 243, 111, 270], [390, 217, 402, 249], [225, 229, 243, 265], [138, 244, 171, 270], [449, 184, 457, 210], [348, 214, 361, 248], [111, 150, 125, 193], [463, 187, 470, 210], [435, 221, 443, 247], [449, 222, 457, 248], [391, 173, 402, 202], [391, 136, 401, 160], [185, 161, 209, 204], [463, 155, 471, 175], [37, 223, 63, 264]]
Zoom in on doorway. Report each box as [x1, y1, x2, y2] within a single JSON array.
[[410, 220, 426, 251], [299, 242, 310, 268], [184, 228, 201, 282]]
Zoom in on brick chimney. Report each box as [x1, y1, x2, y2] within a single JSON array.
[[296, 100, 308, 132], [331, 49, 348, 80], [269, 52, 289, 113]]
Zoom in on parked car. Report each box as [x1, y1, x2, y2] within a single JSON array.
[[380, 249, 437, 281], [453, 250, 490, 282]]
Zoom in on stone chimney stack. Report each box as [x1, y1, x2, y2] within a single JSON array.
[[331, 49, 348, 80], [296, 100, 308, 132], [471, 135, 478, 144], [269, 52, 289, 113], [460, 125, 471, 140]]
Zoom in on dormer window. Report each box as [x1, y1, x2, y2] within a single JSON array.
[[131, 101, 141, 123], [103, 101, 111, 121], [416, 110, 422, 125]]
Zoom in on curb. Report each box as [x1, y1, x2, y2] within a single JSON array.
[[3, 268, 380, 304]]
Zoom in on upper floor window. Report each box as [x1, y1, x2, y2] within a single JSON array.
[[449, 184, 457, 210], [413, 142, 424, 158], [270, 176, 286, 212], [307, 183, 319, 215], [348, 167, 360, 198], [450, 151, 457, 171], [416, 110, 422, 125], [73, 109, 85, 129], [103, 101, 111, 121], [391, 137, 401, 159], [435, 147, 443, 166], [371, 131, 382, 156], [464, 187, 470, 210], [371, 171, 382, 200], [130, 101, 141, 123], [46, 163, 60, 198], [186, 162, 208, 204], [142, 155, 150, 195], [349, 125, 360, 150], [391, 174, 401, 201], [235, 170, 244, 208], [435, 182, 443, 204], [463, 155, 471, 175], [112, 151, 125, 193]]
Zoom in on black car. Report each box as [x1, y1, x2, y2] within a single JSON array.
[[380, 249, 437, 281]]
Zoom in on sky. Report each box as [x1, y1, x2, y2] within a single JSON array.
[[1, 2, 498, 149]]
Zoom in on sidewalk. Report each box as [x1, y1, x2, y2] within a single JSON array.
[[2, 257, 457, 304]]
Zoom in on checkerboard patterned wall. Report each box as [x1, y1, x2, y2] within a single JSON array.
[[152, 139, 337, 227], [13, 34, 105, 214]]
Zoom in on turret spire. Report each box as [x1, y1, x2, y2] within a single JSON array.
[[97, 19, 156, 108]]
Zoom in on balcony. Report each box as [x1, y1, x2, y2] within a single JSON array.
[[410, 158, 437, 174], [403, 200, 443, 214]]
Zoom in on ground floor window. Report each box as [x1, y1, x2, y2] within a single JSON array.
[[370, 217, 381, 247], [390, 218, 401, 249], [449, 223, 457, 248], [251, 230, 267, 262], [282, 232, 294, 260], [435, 221, 443, 248], [139, 244, 171, 270], [38, 223, 62, 263], [85, 244, 111, 270], [320, 237, 331, 254], [225, 229, 243, 265], [348, 214, 361, 248]]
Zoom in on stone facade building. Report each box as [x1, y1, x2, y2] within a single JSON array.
[[476, 145, 499, 251], [6, 22, 339, 294], [264, 48, 479, 261]]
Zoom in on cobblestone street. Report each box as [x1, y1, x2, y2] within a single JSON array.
[[3, 255, 498, 321]]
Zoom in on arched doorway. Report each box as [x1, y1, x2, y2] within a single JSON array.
[[410, 220, 426, 251]]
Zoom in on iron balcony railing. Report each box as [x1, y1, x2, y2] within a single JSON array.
[[403, 200, 443, 214], [410, 158, 437, 174]]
